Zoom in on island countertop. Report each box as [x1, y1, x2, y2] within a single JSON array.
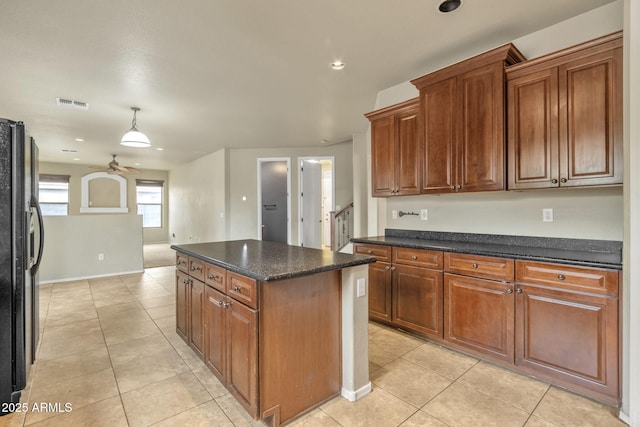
[[171, 239, 376, 281]]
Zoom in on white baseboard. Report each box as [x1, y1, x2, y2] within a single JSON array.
[[40, 269, 145, 285], [341, 382, 372, 402], [618, 411, 630, 425]]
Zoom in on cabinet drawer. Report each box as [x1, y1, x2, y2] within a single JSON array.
[[227, 271, 258, 309], [205, 263, 226, 292], [444, 253, 514, 281], [189, 258, 205, 282], [393, 247, 443, 269], [516, 261, 619, 297], [353, 243, 391, 262], [176, 252, 189, 273]]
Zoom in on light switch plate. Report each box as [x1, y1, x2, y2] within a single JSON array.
[[392, 210, 398, 220], [421, 209, 428, 220], [356, 278, 366, 297], [543, 208, 554, 222]]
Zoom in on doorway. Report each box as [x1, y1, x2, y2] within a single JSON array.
[[257, 158, 291, 244], [299, 157, 334, 249]]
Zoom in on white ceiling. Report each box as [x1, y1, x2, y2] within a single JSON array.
[[0, 0, 615, 171]]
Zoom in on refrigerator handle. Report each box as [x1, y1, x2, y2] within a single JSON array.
[[31, 195, 44, 274]]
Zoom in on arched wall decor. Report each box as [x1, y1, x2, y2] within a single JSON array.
[[80, 172, 128, 213]]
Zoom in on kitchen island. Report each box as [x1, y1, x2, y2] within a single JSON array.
[[171, 240, 375, 426]]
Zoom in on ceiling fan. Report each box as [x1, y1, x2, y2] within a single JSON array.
[[90, 154, 142, 174]]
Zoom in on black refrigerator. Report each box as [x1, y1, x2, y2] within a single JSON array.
[[0, 119, 44, 413]]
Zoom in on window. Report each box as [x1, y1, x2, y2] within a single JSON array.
[[39, 174, 70, 216], [136, 179, 164, 228]]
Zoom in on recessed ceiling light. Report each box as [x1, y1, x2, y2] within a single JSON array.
[[439, 0, 461, 13], [330, 61, 345, 70], [135, 163, 141, 166], [156, 147, 164, 151], [74, 138, 84, 142], [73, 158, 80, 161]]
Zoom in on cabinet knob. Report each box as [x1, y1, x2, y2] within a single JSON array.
[[551, 179, 558, 184], [516, 288, 523, 294], [455, 185, 462, 190], [472, 263, 478, 268], [209, 274, 218, 280], [411, 255, 417, 260], [183, 279, 189, 284], [557, 274, 566, 281], [233, 285, 242, 292], [384, 266, 390, 271], [390, 267, 396, 271], [367, 250, 372, 254], [560, 178, 567, 183], [506, 288, 513, 294], [450, 185, 455, 190]]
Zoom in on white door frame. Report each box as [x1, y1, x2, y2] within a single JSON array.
[[298, 156, 335, 247], [257, 157, 291, 244]]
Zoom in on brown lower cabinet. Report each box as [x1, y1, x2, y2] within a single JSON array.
[[176, 252, 341, 426], [358, 245, 621, 406]]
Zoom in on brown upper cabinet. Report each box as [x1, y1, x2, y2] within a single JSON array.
[[365, 98, 420, 197], [506, 32, 623, 189], [411, 44, 525, 194]]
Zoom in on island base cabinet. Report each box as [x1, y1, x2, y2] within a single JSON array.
[[190, 279, 205, 359], [204, 286, 226, 383], [392, 264, 443, 339], [515, 284, 619, 405], [443, 273, 515, 364], [227, 300, 258, 419], [176, 270, 190, 342]]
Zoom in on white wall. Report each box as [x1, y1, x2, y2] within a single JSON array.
[[227, 142, 353, 242], [367, 1, 624, 242], [40, 215, 143, 283], [168, 148, 227, 244], [40, 162, 169, 244]]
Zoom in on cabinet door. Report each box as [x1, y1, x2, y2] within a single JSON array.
[[420, 77, 457, 193], [395, 106, 420, 195], [368, 262, 392, 322], [227, 300, 258, 418], [559, 47, 623, 187], [204, 286, 226, 383], [444, 273, 514, 364], [392, 264, 443, 339], [457, 62, 506, 192], [176, 270, 190, 342], [190, 279, 205, 359], [371, 115, 396, 196], [507, 68, 559, 189], [516, 284, 619, 403]]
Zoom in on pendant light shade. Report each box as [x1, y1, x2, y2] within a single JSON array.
[[120, 107, 151, 148]]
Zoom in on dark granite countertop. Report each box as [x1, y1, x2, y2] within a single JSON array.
[[171, 239, 376, 281], [351, 230, 622, 269]]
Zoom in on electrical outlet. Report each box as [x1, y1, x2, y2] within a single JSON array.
[[392, 210, 398, 220], [356, 278, 366, 297], [98, 253, 104, 261], [421, 209, 428, 220], [542, 208, 554, 222]]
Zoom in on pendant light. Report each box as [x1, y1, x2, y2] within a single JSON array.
[[120, 107, 151, 148]]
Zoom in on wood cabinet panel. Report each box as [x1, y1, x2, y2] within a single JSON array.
[[393, 264, 443, 339], [190, 279, 205, 359], [227, 299, 258, 418], [458, 62, 505, 192], [227, 271, 258, 309], [515, 284, 619, 403], [370, 115, 396, 196], [444, 273, 515, 364], [368, 262, 392, 322], [516, 261, 618, 297], [507, 32, 622, 190], [392, 247, 442, 269], [444, 253, 514, 281], [396, 107, 421, 195], [353, 243, 391, 261], [176, 253, 189, 273], [189, 258, 205, 282], [205, 263, 226, 292], [204, 286, 226, 383], [507, 68, 559, 189], [176, 269, 190, 341], [421, 77, 457, 193]]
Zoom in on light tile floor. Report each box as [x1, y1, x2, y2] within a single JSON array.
[[0, 267, 627, 427]]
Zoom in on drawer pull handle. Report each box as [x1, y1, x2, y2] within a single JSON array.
[[209, 274, 219, 280], [411, 255, 417, 260], [557, 274, 566, 280], [472, 263, 478, 268], [218, 300, 230, 308], [233, 285, 242, 292], [367, 250, 372, 254], [506, 288, 513, 294]]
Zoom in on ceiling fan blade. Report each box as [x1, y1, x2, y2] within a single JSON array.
[[89, 165, 108, 169], [112, 164, 130, 172], [107, 170, 124, 175], [122, 166, 142, 174]]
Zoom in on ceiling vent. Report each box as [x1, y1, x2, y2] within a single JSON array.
[[56, 97, 89, 110]]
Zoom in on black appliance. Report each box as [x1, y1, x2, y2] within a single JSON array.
[[0, 119, 44, 413]]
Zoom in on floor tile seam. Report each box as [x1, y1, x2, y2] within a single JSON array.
[[36, 339, 107, 364], [22, 395, 124, 427], [99, 321, 134, 427], [188, 369, 238, 425], [144, 398, 218, 427], [395, 354, 465, 383], [316, 406, 345, 427], [524, 386, 562, 427]]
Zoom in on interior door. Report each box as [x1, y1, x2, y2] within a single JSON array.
[[260, 161, 288, 244], [322, 170, 333, 247], [301, 160, 322, 249]]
